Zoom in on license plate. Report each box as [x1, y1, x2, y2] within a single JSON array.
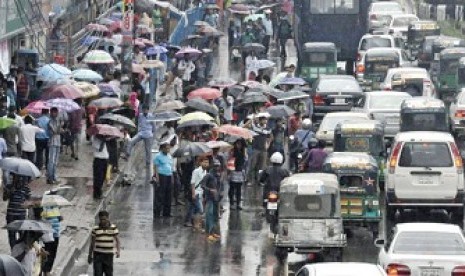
[[421, 268, 441, 276], [418, 176, 434, 185], [267, 202, 278, 210], [334, 98, 346, 104]]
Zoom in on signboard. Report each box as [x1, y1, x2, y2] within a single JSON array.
[[122, 0, 134, 35]]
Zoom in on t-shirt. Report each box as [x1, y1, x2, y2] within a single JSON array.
[[202, 173, 220, 202], [19, 124, 44, 152], [92, 137, 109, 159], [191, 166, 206, 196], [42, 206, 61, 238], [7, 184, 31, 218], [154, 152, 174, 176], [92, 224, 119, 254]]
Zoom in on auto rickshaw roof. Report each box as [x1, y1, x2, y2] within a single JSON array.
[[280, 173, 339, 194], [336, 120, 384, 134], [303, 42, 337, 52], [324, 152, 378, 170], [408, 20, 439, 30], [433, 36, 465, 48], [365, 48, 400, 60], [439, 47, 465, 58], [401, 97, 445, 109]]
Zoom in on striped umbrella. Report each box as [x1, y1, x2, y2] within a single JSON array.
[[72, 69, 103, 82], [83, 50, 115, 64]]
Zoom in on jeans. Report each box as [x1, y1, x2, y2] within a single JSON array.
[[71, 131, 81, 158], [93, 158, 108, 198], [263, 35, 271, 53], [185, 194, 203, 224], [247, 150, 268, 184], [35, 139, 49, 170], [43, 237, 59, 272], [158, 175, 172, 216], [47, 146, 60, 182], [205, 200, 217, 235], [93, 252, 114, 276], [228, 181, 242, 206], [279, 38, 287, 56], [127, 134, 153, 182]]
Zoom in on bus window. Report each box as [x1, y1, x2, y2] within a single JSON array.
[[311, 0, 359, 14], [335, 0, 359, 14]]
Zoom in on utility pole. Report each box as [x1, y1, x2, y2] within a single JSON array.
[[121, 0, 134, 101]]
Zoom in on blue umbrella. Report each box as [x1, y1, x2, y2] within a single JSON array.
[[145, 45, 168, 56], [72, 69, 103, 82], [277, 77, 306, 86], [81, 36, 99, 46], [37, 64, 72, 82]]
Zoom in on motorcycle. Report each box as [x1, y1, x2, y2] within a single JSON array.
[[264, 191, 279, 234]]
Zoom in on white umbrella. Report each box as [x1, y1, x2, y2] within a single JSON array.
[[42, 195, 73, 207]]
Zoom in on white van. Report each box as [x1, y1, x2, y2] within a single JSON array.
[[385, 131, 464, 224]]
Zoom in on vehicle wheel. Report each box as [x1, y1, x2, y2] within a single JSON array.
[[275, 247, 288, 264]]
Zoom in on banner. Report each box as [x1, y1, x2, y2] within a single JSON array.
[[122, 0, 134, 35]]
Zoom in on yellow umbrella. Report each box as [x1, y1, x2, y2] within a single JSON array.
[[178, 111, 214, 124], [73, 82, 100, 98]]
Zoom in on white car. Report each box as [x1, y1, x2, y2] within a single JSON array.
[[377, 223, 465, 276], [387, 14, 419, 38], [297, 262, 387, 276], [380, 67, 436, 97], [368, 1, 404, 31], [316, 112, 370, 145], [449, 88, 465, 136], [357, 34, 403, 65]]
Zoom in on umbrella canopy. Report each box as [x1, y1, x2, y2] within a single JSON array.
[[244, 13, 265, 22], [41, 84, 85, 100], [46, 99, 80, 112], [99, 17, 114, 25], [266, 105, 296, 118], [155, 100, 186, 112], [0, 157, 40, 177], [0, 118, 16, 130], [229, 3, 251, 14], [194, 20, 209, 27], [208, 78, 237, 88], [177, 120, 216, 129], [5, 220, 53, 232], [98, 83, 122, 97], [83, 50, 115, 64], [42, 195, 72, 207], [240, 80, 262, 88], [269, 89, 310, 101], [185, 98, 218, 116], [131, 63, 146, 75], [25, 101, 49, 114], [173, 142, 212, 158], [198, 26, 224, 37], [72, 69, 103, 82], [145, 45, 168, 55], [241, 91, 268, 104], [140, 60, 164, 69], [206, 140, 232, 152], [179, 112, 214, 124], [37, 64, 72, 82], [249, 59, 275, 70], [0, 254, 27, 276], [89, 97, 123, 109], [81, 35, 100, 46], [228, 85, 245, 98], [216, 124, 255, 139], [150, 111, 182, 122], [277, 77, 306, 86], [242, 43, 265, 53], [175, 47, 202, 59], [86, 124, 124, 138], [136, 38, 154, 47], [133, 39, 146, 48], [187, 87, 221, 100], [73, 82, 100, 98], [99, 113, 136, 129], [86, 23, 109, 32]]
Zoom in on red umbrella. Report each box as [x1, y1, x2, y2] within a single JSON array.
[[41, 84, 85, 100], [187, 87, 221, 100], [216, 124, 256, 139], [86, 124, 123, 138], [86, 23, 109, 32]]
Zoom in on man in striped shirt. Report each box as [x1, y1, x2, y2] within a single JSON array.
[[5, 174, 31, 249], [88, 210, 120, 276]]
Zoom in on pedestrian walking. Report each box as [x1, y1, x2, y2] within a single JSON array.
[[2, 114, 20, 157], [153, 142, 175, 217], [11, 231, 47, 276], [47, 107, 63, 184], [276, 14, 292, 57], [5, 174, 30, 249], [35, 108, 50, 170], [269, 118, 286, 159], [126, 105, 156, 183], [16, 67, 29, 109], [228, 139, 247, 210], [262, 10, 273, 54], [245, 114, 271, 185], [92, 135, 109, 199], [88, 210, 121, 276], [41, 199, 62, 276], [69, 99, 84, 160], [202, 159, 221, 242], [19, 115, 44, 163], [184, 156, 208, 229]]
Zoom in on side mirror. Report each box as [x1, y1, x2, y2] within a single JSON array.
[[374, 238, 385, 247]]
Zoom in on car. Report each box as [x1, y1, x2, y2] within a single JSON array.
[[352, 91, 412, 138], [296, 262, 387, 276], [357, 34, 402, 66], [387, 14, 419, 38], [316, 112, 370, 145], [380, 67, 436, 97], [368, 1, 404, 32], [449, 88, 465, 135], [385, 132, 464, 225], [356, 47, 412, 82], [311, 75, 364, 123], [376, 223, 465, 276]]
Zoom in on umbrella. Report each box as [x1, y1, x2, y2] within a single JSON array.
[[0, 254, 27, 276], [89, 97, 123, 109], [229, 3, 251, 14], [277, 77, 306, 86], [131, 63, 146, 75], [242, 43, 266, 53], [166, 44, 181, 52], [216, 124, 255, 139], [175, 47, 203, 59], [99, 113, 136, 129], [198, 26, 224, 37], [86, 23, 109, 32], [136, 38, 154, 47], [133, 39, 146, 48], [266, 105, 296, 118], [72, 69, 103, 82], [206, 140, 232, 152], [240, 80, 262, 88], [145, 45, 168, 55], [109, 20, 122, 31], [228, 85, 245, 98], [42, 195, 72, 207], [86, 124, 124, 138], [208, 78, 237, 88], [73, 82, 100, 98], [25, 101, 49, 114], [177, 120, 217, 129], [244, 13, 265, 22], [81, 35, 100, 46], [99, 17, 114, 25], [205, 3, 220, 9], [194, 21, 209, 27], [110, 107, 136, 119], [155, 100, 185, 111], [0, 118, 16, 130], [269, 89, 310, 101], [83, 50, 115, 64], [98, 83, 122, 97], [241, 91, 268, 104], [185, 98, 218, 116], [0, 157, 40, 177], [173, 142, 212, 158], [110, 12, 122, 20], [149, 111, 182, 122], [178, 111, 214, 124], [37, 64, 72, 82], [249, 59, 275, 70], [140, 60, 165, 69], [46, 99, 81, 112], [41, 84, 85, 100], [187, 87, 221, 100], [5, 220, 53, 232]]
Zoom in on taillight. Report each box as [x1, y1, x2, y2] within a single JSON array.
[[449, 142, 463, 174], [389, 142, 403, 174], [313, 94, 325, 106], [386, 263, 411, 276], [455, 110, 465, 118], [357, 64, 365, 73], [452, 265, 465, 276], [383, 87, 392, 91], [357, 53, 361, 61], [268, 192, 278, 202], [370, 14, 377, 20]]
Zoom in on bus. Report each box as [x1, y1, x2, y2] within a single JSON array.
[[294, 0, 372, 76]]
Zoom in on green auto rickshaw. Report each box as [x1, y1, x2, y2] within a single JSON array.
[[436, 47, 465, 102], [430, 36, 465, 79], [457, 57, 465, 91], [323, 152, 380, 239], [298, 42, 337, 84], [333, 120, 386, 190], [362, 48, 400, 91], [407, 20, 440, 57]]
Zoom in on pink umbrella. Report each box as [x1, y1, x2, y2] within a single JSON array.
[[86, 23, 109, 32], [175, 47, 203, 59], [187, 87, 221, 100], [25, 101, 49, 114], [86, 124, 123, 138], [136, 38, 154, 47], [41, 84, 85, 100]]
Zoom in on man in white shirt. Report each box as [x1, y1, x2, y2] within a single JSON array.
[[262, 10, 273, 54], [245, 51, 259, 80], [19, 115, 44, 163], [217, 88, 234, 123], [92, 135, 109, 199], [177, 54, 196, 86], [184, 157, 208, 229]]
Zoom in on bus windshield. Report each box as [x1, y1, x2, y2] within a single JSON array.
[[440, 58, 460, 74], [302, 52, 335, 65], [310, 0, 360, 14], [401, 112, 448, 132]]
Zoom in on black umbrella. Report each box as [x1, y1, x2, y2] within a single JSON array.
[[266, 105, 296, 118], [0, 254, 26, 276], [208, 77, 237, 88], [242, 43, 266, 53], [228, 85, 245, 98], [241, 91, 268, 104], [110, 107, 136, 119], [185, 98, 219, 116], [0, 158, 40, 178], [6, 220, 53, 233], [269, 89, 310, 101], [150, 111, 182, 122], [99, 113, 136, 129], [173, 142, 212, 158], [177, 120, 217, 129]]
